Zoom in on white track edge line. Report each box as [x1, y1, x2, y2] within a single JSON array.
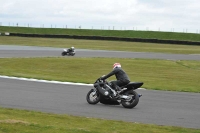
[[0, 75, 146, 90]]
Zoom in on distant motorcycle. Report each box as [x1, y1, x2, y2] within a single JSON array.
[[86, 77, 143, 109], [61, 49, 75, 56]]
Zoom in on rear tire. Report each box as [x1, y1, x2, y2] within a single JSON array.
[[70, 52, 75, 56], [86, 89, 100, 104], [121, 90, 139, 109]]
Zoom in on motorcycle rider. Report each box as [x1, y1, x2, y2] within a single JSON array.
[[100, 63, 130, 97], [68, 46, 75, 53]]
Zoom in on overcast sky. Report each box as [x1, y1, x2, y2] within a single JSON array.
[[0, 0, 200, 33]]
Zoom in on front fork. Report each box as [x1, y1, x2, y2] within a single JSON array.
[[92, 88, 97, 96]]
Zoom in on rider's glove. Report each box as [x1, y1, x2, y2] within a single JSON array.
[[100, 75, 105, 80]]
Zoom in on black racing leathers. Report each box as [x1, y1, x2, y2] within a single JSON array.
[[101, 67, 130, 89], [67, 49, 74, 53]]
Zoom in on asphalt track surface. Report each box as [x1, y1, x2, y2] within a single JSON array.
[[0, 45, 200, 60], [0, 45, 200, 129]]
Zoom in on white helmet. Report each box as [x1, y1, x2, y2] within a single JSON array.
[[71, 46, 74, 50], [113, 63, 121, 69]]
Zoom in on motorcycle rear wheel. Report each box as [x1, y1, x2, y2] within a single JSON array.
[[121, 90, 139, 109], [69, 52, 75, 56], [86, 89, 100, 104]]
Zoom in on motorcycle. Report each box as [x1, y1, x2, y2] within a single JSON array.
[[61, 49, 75, 56], [86, 78, 143, 109]]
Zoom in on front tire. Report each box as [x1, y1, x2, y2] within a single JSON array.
[[121, 90, 139, 109], [61, 52, 66, 56], [86, 89, 100, 104]]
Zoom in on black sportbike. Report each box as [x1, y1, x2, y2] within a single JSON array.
[[86, 78, 143, 109], [61, 48, 75, 56]]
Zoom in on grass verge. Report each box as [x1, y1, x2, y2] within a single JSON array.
[[0, 107, 200, 133], [0, 57, 199, 92], [1, 26, 200, 42], [1, 36, 200, 54]]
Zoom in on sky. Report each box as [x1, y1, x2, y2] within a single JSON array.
[[0, 0, 200, 33]]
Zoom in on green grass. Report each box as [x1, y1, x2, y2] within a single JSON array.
[[0, 107, 200, 133], [1, 36, 200, 54], [1, 26, 200, 42], [0, 57, 199, 92]]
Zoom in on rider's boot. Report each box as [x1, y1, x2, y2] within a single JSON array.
[[110, 88, 119, 99], [116, 86, 121, 91], [114, 87, 121, 99], [110, 84, 121, 99]]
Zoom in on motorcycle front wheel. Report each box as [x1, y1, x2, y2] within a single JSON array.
[[121, 90, 139, 109], [61, 52, 66, 56], [86, 89, 100, 104]]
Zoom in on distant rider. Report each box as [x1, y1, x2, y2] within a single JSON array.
[[100, 63, 130, 96], [68, 46, 75, 53]]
